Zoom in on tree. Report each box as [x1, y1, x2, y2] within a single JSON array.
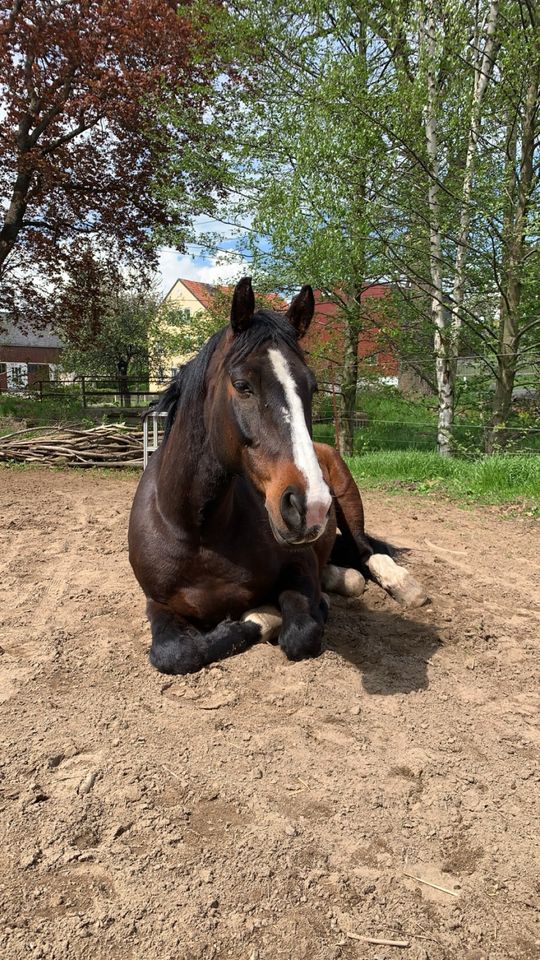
[[485, 0, 540, 450], [0, 0, 219, 329], [56, 248, 184, 400], [162, 0, 540, 456], [168, 1, 395, 454]]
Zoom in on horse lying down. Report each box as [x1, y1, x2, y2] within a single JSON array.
[[128, 278, 428, 675]]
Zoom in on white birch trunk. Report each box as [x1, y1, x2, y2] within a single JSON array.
[[423, 4, 453, 456], [450, 0, 500, 363]]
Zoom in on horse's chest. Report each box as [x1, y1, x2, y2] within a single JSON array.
[[169, 539, 282, 623]]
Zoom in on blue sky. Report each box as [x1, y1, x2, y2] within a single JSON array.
[[156, 211, 253, 294]]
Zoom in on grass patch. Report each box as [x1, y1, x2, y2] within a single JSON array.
[[348, 450, 540, 509], [0, 395, 91, 429]]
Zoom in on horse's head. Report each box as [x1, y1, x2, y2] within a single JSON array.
[[208, 277, 332, 546]]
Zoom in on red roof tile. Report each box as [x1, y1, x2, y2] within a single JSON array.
[[177, 278, 288, 312]]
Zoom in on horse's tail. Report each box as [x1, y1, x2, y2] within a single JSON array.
[[365, 534, 401, 559]]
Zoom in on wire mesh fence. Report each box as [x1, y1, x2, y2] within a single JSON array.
[[1, 371, 538, 458], [312, 416, 540, 456]]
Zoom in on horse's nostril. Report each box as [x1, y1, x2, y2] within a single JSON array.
[[280, 485, 305, 532]]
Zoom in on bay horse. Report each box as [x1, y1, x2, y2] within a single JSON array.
[[128, 278, 426, 675]]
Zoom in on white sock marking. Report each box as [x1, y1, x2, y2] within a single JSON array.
[[268, 347, 332, 528]]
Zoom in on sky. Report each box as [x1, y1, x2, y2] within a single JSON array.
[[156, 247, 247, 296], [156, 212, 253, 296]]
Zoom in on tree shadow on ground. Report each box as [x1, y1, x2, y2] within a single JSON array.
[[326, 595, 443, 695]]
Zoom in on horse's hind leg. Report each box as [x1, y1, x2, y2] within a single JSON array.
[[315, 443, 428, 608], [147, 601, 262, 675], [321, 563, 366, 598]]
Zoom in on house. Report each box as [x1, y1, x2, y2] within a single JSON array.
[[158, 278, 224, 381], [157, 278, 287, 384], [0, 317, 63, 392], [158, 278, 398, 390]]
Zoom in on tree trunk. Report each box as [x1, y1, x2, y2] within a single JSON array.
[[117, 359, 131, 408], [0, 169, 32, 269], [423, 4, 453, 456], [450, 0, 499, 374], [339, 317, 359, 456], [486, 52, 539, 453]]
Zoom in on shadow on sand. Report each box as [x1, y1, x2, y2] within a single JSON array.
[[326, 596, 443, 696]]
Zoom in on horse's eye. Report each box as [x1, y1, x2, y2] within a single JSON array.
[[233, 380, 252, 396]]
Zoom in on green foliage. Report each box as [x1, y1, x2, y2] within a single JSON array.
[[312, 384, 540, 456], [56, 248, 187, 380], [159, 0, 540, 455]]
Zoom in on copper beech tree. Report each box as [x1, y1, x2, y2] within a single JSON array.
[[0, 0, 217, 327]]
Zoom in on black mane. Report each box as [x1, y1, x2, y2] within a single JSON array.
[[153, 309, 304, 447]]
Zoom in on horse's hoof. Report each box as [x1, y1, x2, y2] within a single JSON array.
[[279, 617, 324, 661], [367, 554, 429, 608], [149, 637, 204, 675], [321, 564, 366, 597]]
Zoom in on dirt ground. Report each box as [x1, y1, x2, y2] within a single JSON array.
[[0, 466, 539, 960]]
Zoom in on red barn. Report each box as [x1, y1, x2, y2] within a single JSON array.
[[303, 283, 398, 386]]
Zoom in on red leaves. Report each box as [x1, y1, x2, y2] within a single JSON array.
[[0, 0, 221, 326]]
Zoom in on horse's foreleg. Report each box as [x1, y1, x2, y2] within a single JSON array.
[[147, 601, 262, 675], [314, 442, 373, 565], [277, 563, 327, 662]]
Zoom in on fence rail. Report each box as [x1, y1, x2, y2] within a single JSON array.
[[311, 416, 540, 457], [2, 374, 538, 458], [20, 376, 165, 409]]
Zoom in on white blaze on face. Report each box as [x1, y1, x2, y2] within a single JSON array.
[[268, 347, 332, 529]]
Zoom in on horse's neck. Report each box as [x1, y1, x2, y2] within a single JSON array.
[[156, 418, 228, 531]]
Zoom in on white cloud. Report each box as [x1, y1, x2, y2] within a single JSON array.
[[157, 248, 249, 296]]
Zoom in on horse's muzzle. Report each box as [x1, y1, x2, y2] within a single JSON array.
[[271, 485, 330, 546]]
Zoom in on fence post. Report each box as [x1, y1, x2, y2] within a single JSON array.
[[331, 380, 341, 452], [81, 376, 87, 408], [39, 380, 43, 402]]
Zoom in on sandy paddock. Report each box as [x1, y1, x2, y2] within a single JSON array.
[[0, 466, 539, 960]]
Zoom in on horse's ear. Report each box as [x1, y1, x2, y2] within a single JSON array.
[[230, 276, 255, 333], [287, 285, 315, 338]]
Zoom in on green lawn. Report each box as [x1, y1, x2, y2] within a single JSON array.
[[348, 450, 540, 510]]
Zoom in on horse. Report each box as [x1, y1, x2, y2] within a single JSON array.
[[128, 277, 427, 675]]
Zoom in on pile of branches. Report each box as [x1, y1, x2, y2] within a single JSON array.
[[0, 424, 143, 468]]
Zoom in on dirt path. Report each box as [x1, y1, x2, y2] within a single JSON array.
[[1, 466, 539, 960]]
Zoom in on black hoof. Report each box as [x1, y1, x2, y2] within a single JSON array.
[[279, 616, 324, 662], [149, 636, 204, 675]]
